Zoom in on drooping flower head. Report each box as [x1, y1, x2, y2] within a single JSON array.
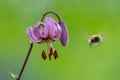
[[27, 17, 61, 60], [27, 17, 62, 44], [26, 11, 69, 60]]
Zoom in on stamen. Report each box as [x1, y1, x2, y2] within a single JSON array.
[[49, 47, 53, 60], [42, 50, 47, 60], [53, 50, 58, 59]]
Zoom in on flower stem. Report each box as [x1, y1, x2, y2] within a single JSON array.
[[40, 11, 61, 22], [17, 43, 33, 80]]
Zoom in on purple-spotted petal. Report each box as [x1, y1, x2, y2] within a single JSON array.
[[42, 17, 62, 41], [41, 25, 49, 38], [59, 21, 69, 46]]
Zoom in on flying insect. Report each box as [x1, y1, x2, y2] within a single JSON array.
[[88, 34, 102, 47]]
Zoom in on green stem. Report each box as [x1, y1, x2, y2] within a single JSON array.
[[40, 11, 61, 22], [17, 43, 33, 80]]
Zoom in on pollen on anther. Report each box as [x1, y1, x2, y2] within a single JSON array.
[[53, 50, 58, 59], [42, 50, 47, 60], [49, 47, 53, 60]]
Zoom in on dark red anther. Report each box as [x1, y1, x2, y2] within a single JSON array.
[[42, 50, 47, 60], [53, 50, 58, 59], [49, 47, 53, 60], [50, 47, 53, 54]]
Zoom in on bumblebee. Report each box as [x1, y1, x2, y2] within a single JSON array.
[[88, 34, 102, 46]]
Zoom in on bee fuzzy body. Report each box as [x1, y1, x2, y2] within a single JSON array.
[[89, 34, 102, 46]]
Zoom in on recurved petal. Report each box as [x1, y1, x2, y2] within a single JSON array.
[[52, 23, 62, 40], [26, 27, 36, 42], [26, 26, 42, 43], [59, 21, 69, 46], [45, 17, 56, 38], [41, 18, 50, 38], [32, 21, 42, 40], [48, 17, 57, 37], [45, 17, 62, 40]]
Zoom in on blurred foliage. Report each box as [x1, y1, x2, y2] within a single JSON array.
[[0, 0, 120, 80]]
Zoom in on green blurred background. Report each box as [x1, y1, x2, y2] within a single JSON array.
[[0, 0, 120, 80]]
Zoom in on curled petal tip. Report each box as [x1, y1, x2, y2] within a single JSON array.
[[59, 21, 69, 46], [34, 21, 41, 25], [26, 22, 43, 43]]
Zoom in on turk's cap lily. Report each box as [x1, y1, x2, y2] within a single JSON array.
[[26, 17, 68, 60], [26, 17, 62, 44]]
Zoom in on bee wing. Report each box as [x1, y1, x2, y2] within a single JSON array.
[[82, 33, 92, 43], [97, 32, 110, 42]]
